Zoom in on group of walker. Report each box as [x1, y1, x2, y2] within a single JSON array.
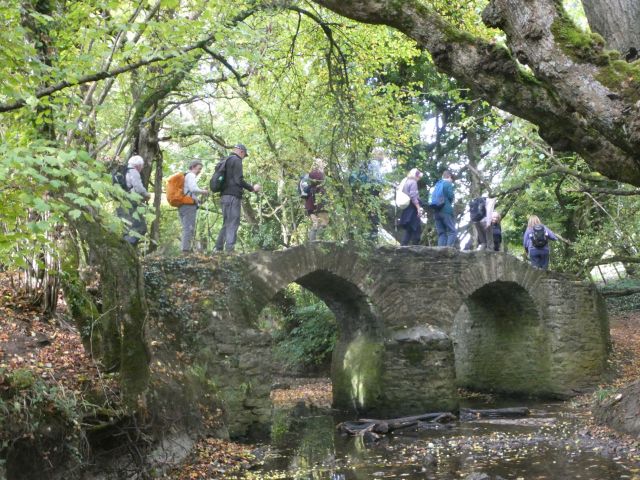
[[397, 168, 557, 270], [117, 144, 260, 254], [116, 150, 558, 270]]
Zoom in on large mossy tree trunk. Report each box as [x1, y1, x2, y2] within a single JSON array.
[[69, 221, 150, 406]]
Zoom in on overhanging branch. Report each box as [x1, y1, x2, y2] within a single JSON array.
[[0, 7, 261, 114]]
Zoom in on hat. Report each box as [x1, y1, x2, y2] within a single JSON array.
[[128, 155, 144, 168], [233, 144, 248, 155]]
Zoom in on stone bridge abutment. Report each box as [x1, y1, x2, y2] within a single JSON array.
[[145, 243, 609, 437]]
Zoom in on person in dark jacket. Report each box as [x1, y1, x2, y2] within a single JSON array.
[[523, 215, 558, 269], [491, 211, 502, 252], [398, 168, 424, 246], [214, 144, 260, 252], [306, 159, 328, 241]]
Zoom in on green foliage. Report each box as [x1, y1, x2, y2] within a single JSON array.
[[6, 369, 36, 390], [0, 142, 139, 269], [274, 298, 337, 370], [1, 0, 639, 280], [594, 386, 618, 402], [602, 279, 640, 312]]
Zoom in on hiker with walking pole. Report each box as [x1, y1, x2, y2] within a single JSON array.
[[166, 160, 209, 254], [212, 144, 261, 253]]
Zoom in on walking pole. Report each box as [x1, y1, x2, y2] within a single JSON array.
[[192, 202, 199, 252], [204, 201, 210, 252]]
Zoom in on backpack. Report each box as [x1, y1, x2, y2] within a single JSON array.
[[111, 165, 131, 192], [298, 174, 311, 198], [530, 224, 548, 248], [429, 180, 445, 210], [469, 197, 486, 222], [209, 158, 228, 193], [395, 178, 411, 209], [166, 172, 195, 207]]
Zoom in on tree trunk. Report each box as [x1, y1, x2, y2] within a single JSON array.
[[74, 220, 150, 406], [60, 232, 103, 359], [583, 0, 640, 54], [135, 110, 163, 251], [459, 407, 530, 421]]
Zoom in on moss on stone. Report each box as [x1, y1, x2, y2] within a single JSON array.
[[403, 343, 427, 366], [517, 65, 542, 86], [332, 335, 383, 412]]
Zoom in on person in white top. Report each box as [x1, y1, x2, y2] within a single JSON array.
[[179, 160, 209, 252], [118, 155, 151, 246]]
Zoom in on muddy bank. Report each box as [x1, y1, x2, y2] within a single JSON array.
[[592, 310, 640, 437]]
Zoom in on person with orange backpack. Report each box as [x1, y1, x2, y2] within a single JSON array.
[[166, 160, 209, 253]]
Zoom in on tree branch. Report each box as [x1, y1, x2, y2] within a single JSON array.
[[493, 165, 610, 197], [0, 7, 261, 114], [568, 187, 640, 196], [589, 256, 640, 267], [600, 287, 640, 297], [310, 0, 640, 186]]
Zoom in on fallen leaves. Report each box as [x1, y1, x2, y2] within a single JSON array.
[[165, 438, 255, 479], [608, 311, 640, 387], [271, 378, 332, 409], [0, 272, 119, 403]]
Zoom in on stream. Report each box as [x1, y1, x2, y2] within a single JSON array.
[[245, 398, 639, 479]]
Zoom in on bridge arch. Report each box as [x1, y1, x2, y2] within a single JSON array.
[[245, 245, 386, 412], [452, 280, 552, 394]]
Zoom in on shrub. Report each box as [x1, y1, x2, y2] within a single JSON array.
[[274, 302, 337, 370]]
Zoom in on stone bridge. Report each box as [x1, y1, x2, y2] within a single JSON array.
[[145, 243, 609, 437]]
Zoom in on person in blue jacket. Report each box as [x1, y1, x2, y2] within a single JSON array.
[[433, 170, 457, 247], [523, 215, 558, 270]]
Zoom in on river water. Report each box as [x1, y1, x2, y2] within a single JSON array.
[[245, 398, 638, 479]]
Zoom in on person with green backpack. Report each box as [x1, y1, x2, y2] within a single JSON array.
[[213, 144, 261, 253], [429, 170, 456, 247]]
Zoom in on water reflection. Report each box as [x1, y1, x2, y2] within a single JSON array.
[[251, 402, 636, 480]]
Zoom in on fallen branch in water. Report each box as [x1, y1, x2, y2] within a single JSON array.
[[337, 412, 457, 438]]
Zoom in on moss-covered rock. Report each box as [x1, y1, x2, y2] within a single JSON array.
[[596, 59, 640, 102], [331, 334, 384, 412]]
